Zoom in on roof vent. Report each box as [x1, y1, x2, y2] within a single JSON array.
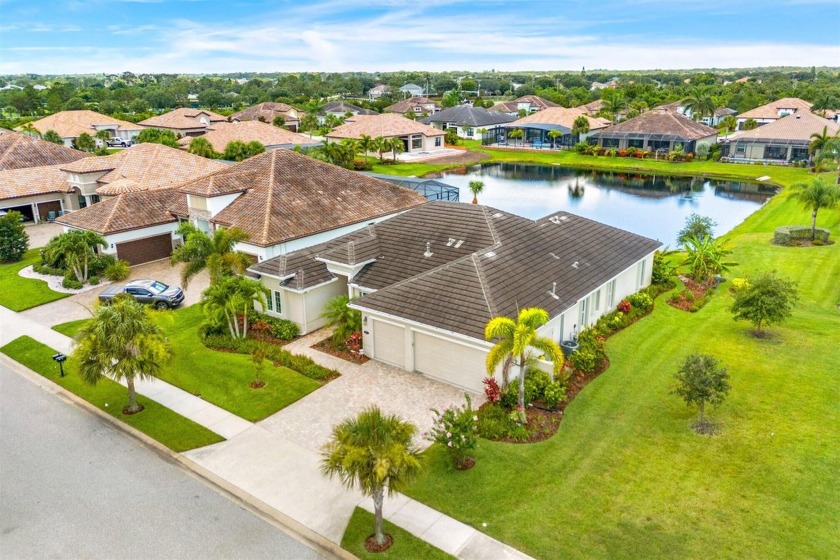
[[549, 215, 568, 224], [454, 240, 464, 248], [424, 241, 433, 258], [572, 261, 579, 269], [485, 250, 496, 258], [347, 241, 356, 265], [548, 281, 559, 300], [492, 212, 503, 218], [446, 238, 456, 247]]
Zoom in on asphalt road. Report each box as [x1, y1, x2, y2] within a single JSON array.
[[0, 362, 323, 560]]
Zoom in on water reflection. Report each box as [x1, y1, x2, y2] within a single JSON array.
[[431, 163, 776, 245]]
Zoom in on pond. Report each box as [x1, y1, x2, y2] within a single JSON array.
[[431, 163, 777, 245]]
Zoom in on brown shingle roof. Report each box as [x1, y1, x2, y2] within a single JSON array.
[[490, 95, 560, 114], [58, 188, 179, 235], [326, 113, 444, 141], [138, 108, 227, 131], [730, 111, 840, 142], [230, 103, 303, 124], [174, 149, 427, 247], [60, 143, 226, 191], [509, 107, 610, 130], [577, 99, 604, 115], [592, 109, 717, 141], [0, 131, 90, 170], [0, 164, 72, 201], [177, 121, 317, 152], [322, 101, 377, 116], [19, 110, 142, 138], [737, 97, 813, 120]]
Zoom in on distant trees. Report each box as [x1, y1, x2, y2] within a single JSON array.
[[42, 130, 64, 144], [222, 140, 264, 161], [136, 128, 179, 148], [730, 271, 799, 336], [0, 211, 29, 263], [187, 136, 219, 159]]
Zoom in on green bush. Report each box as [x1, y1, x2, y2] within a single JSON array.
[[352, 158, 372, 171], [574, 142, 589, 154], [89, 254, 116, 277], [651, 251, 676, 286], [772, 225, 831, 245], [543, 382, 567, 409], [444, 129, 459, 145], [524, 368, 551, 404], [202, 334, 337, 381], [33, 263, 65, 276], [476, 404, 529, 441], [104, 259, 131, 281], [88, 275, 100, 285], [61, 277, 83, 290], [499, 383, 519, 409], [627, 292, 653, 311], [0, 210, 28, 263], [570, 329, 606, 375]]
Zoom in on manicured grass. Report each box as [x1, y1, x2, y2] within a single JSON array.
[[341, 507, 455, 560], [404, 171, 840, 559], [53, 305, 321, 422], [52, 318, 89, 338], [0, 336, 224, 452], [0, 249, 69, 311]]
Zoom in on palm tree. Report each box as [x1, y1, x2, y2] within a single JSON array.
[[321, 294, 362, 343], [44, 230, 106, 283], [485, 308, 564, 420], [468, 180, 484, 204], [201, 275, 268, 338], [387, 137, 404, 161], [681, 235, 737, 283], [571, 115, 590, 143], [187, 136, 219, 159], [372, 136, 387, 162], [223, 140, 251, 162], [547, 129, 562, 149], [813, 137, 840, 172], [170, 222, 252, 287], [682, 89, 716, 122], [789, 177, 840, 240], [73, 132, 97, 152], [808, 126, 835, 155], [321, 407, 424, 547], [602, 94, 626, 122], [95, 129, 112, 147], [508, 128, 523, 147], [717, 115, 737, 137], [19, 122, 41, 138], [43, 129, 63, 145], [358, 134, 374, 160], [74, 295, 171, 414]]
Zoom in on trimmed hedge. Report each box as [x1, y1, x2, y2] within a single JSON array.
[[203, 335, 339, 381], [773, 225, 830, 245]]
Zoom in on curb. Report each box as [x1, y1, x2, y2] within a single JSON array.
[[0, 354, 356, 560]]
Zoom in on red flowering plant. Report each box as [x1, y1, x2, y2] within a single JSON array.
[[345, 331, 362, 355], [617, 300, 632, 314], [483, 377, 502, 403]]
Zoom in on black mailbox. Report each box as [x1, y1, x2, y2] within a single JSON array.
[[52, 353, 67, 377]]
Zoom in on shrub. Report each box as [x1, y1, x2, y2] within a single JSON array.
[[570, 329, 606, 375], [249, 313, 300, 340], [88, 275, 100, 285], [499, 383, 519, 409], [476, 404, 529, 441], [62, 277, 83, 290], [542, 382, 567, 409], [574, 142, 589, 154], [483, 377, 501, 403], [33, 263, 65, 276], [651, 250, 676, 285], [427, 395, 478, 468], [627, 292, 653, 312], [202, 334, 337, 380], [617, 300, 631, 314], [0, 210, 28, 263], [104, 259, 130, 281], [524, 368, 551, 404], [772, 225, 831, 245], [352, 158, 371, 171]]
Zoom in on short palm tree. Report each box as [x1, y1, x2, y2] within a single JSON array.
[[808, 126, 835, 155], [95, 129, 112, 146], [44, 230, 106, 283], [43, 129, 63, 144], [468, 180, 484, 204], [19, 122, 41, 138], [188, 136, 219, 158], [321, 294, 362, 343], [321, 407, 424, 548], [508, 128, 523, 147], [789, 177, 840, 240], [547, 129, 562, 149], [75, 295, 171, 414], [372, 136, 387, 162], [170, 222, 252, 287], [73, 132, 97, 152], [571, 115, 590, 142], [201, 275, 268, 338], [485, 308, 563, 420], [358, 134, 374, 160], [681, 235, 736, 283], [388, 137, 404, 161]]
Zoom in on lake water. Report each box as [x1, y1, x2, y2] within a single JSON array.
[[432, 163, 777, 246]]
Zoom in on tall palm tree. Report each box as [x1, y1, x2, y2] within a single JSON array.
[[358, 134, 374, 160], [321, 294, 361, 343], [468, 180, 484, 204], [43, 129, 64, 144], [170, 222, 252, 287], [372, 136, 387, 162], [201, 275, 268, 338], [808, 126, 836, 155], [321, 407, 424, 547], [682, 89, 716, 123], [485, 307, 563, 420], [19, 122, 41, 138], [74, 295, 171, 414], [602, 94, 626, 122], [187, 136, 219, 159], [387, 137, 404, 161], [789, 177, 840, 240], [571, 115, 590, 143], [681, 235, 736, 283], [44, 230, 106, 283], [813, 137, 840, 172]]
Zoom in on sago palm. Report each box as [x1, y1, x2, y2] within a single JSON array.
[[321, 407, 424, 547], [171, 222, 251, 287], [321, 294, 362, 342], [485, 307, 564, 420], [789, 177, 840, 240]]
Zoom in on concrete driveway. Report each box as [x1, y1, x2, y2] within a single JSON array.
[[20, 259, 209, 326], [24, 222, 63, 249]]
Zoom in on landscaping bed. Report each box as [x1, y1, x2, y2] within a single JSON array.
[[312, 336, 370, 364], [668, 275, 715, 312], [0, 249, 70, 311]]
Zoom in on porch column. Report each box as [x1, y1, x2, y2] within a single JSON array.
[[31, 203, 39, 224]]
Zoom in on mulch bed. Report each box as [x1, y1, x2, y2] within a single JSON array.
[[774, 239, 834, 247], [364, 533, 394, 553], [455, 456, 476, 470], [122, 404, 145, 415], [312, 338, 370, 365], [249, 380, 266, 389], [668, 275, 712, 312]]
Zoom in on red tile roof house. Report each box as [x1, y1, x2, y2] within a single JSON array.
[[724, 111, 840, 164], [58, 148, 425, 265], [588, 109, 718, 153], [17, 110, 143, 148], [230, 103, 305, 132], [734, 97, 814, 130], [138, 108, 228, 137], [249, 202, 661, 390], [326, 113, 446, 156]]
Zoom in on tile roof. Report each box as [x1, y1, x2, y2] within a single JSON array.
[[177, 121, 317, 152], [253, 202, 661, 339], [0, 164, 72, 201], [138, 108, 227, 130], [230, 103, 303, 124], [591, 109, 717, 141], [321, 101, 377, 116], [384, 97, 442, 114], [0, 131, 90, 170], [729, 111, 840, 143], [326, 113, 444, 140], [58, 188, 179, 235], [20, 110, 142, 138], [737, 97, 813, 120], [490, 95, 560, 114], [421, 106, 517, 127], [174, 149, 427, 246], [509, 107, 611, 131], [577, 99, 605, 115]]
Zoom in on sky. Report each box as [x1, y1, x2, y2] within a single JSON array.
[[0, 0, 838, 75]]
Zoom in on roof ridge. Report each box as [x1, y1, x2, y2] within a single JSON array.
[[471, 253, 498, 317], [0, 133, 21, 167], [100, 194, 124, 232], [260, 150, 277, 244], [481, 205, 501, 244]]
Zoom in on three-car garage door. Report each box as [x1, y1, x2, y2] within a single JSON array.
[[371, 320, 405, 368], [414, 332, 487, 393], [116, 234, 173, 266]]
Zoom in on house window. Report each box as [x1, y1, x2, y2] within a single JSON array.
[[638, 259, 647, 289], [607, 279, 616, 308], [735, 142, 746, 155], [790, 147, 809, 161], [594, 289, 601, 311], [763, 145, 787, 160], [434, 137, 442, 147], [274, 291, 282, 313], [627, 138, 644, 148], [601, 138, 619, 148], [411, 136, 423, 150], [266, 291, 273, 311], [579, 298, 589, 328], [466, 128, 474, 137]]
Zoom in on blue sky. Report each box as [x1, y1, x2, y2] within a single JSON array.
[[0, 0, 838, 74]]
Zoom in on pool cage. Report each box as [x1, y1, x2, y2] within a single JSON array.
[[364, 173, 460, 202], [587, 131, 699, 153]]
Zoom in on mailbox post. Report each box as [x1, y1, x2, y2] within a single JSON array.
[[52, 353, 67, 377]]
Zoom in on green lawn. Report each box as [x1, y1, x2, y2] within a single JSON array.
[[0, 249, 69, 311], [341, 508, 455, 560], [404, 172, 840, 559], [0, 336, 223, 452], [53, 305, 321, 422]]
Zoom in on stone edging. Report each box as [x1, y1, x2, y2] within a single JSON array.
[[18, 265, 113, 294]]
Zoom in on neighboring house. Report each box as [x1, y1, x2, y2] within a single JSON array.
[[249, 202, 660, 392], [505, 107, 611, 148], [577, 99, 605, 116], [420, 105, 517, 141], [735, 97, 814, 130], [656, 100, 737, 127], [489, 95, 560, 116], [399, 83, 425, 97], [231, 103, 304, 131], [326, 113, 445, 154], [17, 110, 143, 147], [368, 84, 390, 100], [177, 121, 320, 153], [590, 82, 608, 91], [384, 97, 442, 117], [588, 109, 717, 153], [0, 132, 91, 222], [724, 111, 840, 164], [318, 101, 377, 124], [138, 108, 228, 137]]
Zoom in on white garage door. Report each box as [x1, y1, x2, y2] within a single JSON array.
[[372, 320, 405, 368], [414, 332, 487, 393]]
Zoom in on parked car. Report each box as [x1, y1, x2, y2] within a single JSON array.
[[99, 279, 185, 309], [106, 137, 131, 147]]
